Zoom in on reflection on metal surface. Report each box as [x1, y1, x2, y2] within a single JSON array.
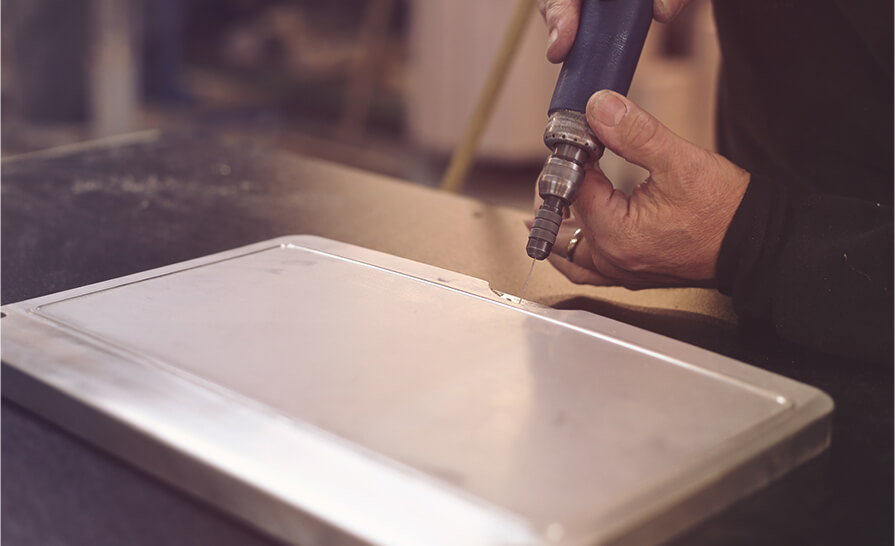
[[1, 235, 832, 546], [491, 288, 525, 305]]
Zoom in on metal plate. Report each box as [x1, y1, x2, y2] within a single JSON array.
[[1, 235, 832, 546]]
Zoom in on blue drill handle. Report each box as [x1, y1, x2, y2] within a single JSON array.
[[548, 0, 652, 114]]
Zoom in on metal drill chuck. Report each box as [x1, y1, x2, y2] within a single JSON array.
[[526, 194, 568, 260], [526, 111, 601, 260]]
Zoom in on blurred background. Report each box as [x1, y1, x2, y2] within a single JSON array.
[[1, 0, 720, 209]]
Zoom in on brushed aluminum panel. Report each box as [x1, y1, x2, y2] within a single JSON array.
[[1, 235, 833, 545]]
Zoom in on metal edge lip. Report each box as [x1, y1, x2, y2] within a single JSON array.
[[2, 314, 545, 546]]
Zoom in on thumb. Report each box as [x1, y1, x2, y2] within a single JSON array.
[[586, 90, 683, 174]]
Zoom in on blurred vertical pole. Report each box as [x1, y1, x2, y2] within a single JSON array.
[[89, 0, 142, 137], [439, 0, 534, 193]]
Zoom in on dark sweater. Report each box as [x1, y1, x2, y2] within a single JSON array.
[[712, 0, 893, 362]]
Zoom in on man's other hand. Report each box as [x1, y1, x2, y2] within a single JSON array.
[[539, 0, 697, 63]]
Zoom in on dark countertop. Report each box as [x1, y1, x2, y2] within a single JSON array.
[[2, 130, 892, 545]]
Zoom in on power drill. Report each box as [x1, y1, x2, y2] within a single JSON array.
[[526, 0, 653, 260]]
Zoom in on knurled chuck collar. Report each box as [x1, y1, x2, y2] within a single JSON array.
[[544, 109, 602, 156]]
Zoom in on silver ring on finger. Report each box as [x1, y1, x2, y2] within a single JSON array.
[[566, 227, 584, 262]]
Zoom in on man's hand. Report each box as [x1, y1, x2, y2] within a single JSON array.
[[528, 90, 750, 289], [538, 0, 697, 63]]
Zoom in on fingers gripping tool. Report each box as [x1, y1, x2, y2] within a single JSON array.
[[526, 0, 653, 260]]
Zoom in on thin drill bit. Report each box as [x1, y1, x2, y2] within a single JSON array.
[[519, 258, 536, 304]]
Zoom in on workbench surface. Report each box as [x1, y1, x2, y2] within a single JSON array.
[[2, 130, 891, 545]]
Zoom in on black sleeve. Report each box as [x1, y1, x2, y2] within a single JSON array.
[[716, 174, 893, 363]]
